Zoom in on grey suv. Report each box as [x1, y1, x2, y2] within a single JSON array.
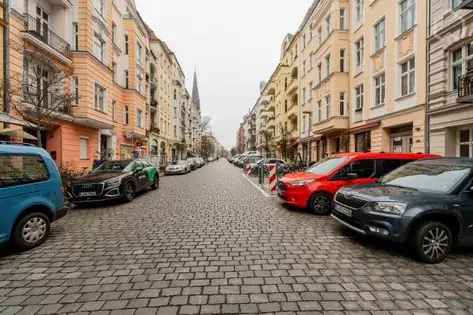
[[332, 158, 473, 264]]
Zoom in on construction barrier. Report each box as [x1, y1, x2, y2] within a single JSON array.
[[268, 164, 277, 194]]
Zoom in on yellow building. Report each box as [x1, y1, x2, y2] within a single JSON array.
[[255, 0, 427, 163]]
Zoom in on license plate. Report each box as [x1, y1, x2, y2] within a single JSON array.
[[80, 192, 97, 197], [335, 204, 352, 217]]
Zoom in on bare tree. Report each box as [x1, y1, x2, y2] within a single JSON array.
[[262, 130, 274, 158], [200, 116, 211, 133], [9, 49, 75, 147], [200, 135, 215, 159]]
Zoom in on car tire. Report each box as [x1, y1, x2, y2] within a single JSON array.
[[412, 221, 453, 264], [122, 182, 135, 202], [12, 212, 50, 250], [308, 193, 332, 215], [151, 176, 159, 190]]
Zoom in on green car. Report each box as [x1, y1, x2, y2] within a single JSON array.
[[70, 159, 160, 204]]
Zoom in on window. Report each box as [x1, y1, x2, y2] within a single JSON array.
[[459, 129, 473, 158], [72, 77, 79, 105], [112, 24, 117, 43], [112, 100, 116, 121], [73, 22, 79, 51], [400, 0, 415, 33], [340, 49, 346, 72], [452, 0, 462, 9], [349, 160, 375, 178], [94, 83, 105, 112], [355, 84, 364, 111], [317, 100, 322, 122], [124, 106, 129, 125], [302, 88, 307, 104], [355, 131, 371, 152], [452, 48, 463, 91], [317, 27, 322, 44], [284, 100, 288, 112], [339, 92, 345, 116], [374, 18, 385, 51], [125, 70, 129, 89], [340, 8, 346, 30], [137, 42, 143, 65], [451, 44, 473, 91], [94, 0, 105, 16], [400, 58, 415, 96], [380, 159, 413, 177], [325, 95, 331, 119], [80, 137, 89, 160], [317, 63, 322, 83], [137, 109, 143, 128], [0, 155, 49, 188], [355, 38, 364, 69], [93, 32, 105, 62], [374, 73, 386, 106], [325, 54, 330, 78], [355, 0, 364, 22], [112, 62, 117, 82], [125, 35, 129, 55], [325, 14, 331, 35]]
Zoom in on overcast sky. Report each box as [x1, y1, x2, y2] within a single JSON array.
[[136, 0, 313, 149]]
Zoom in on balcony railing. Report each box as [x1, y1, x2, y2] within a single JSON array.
[[458, 70, 473, 102], [24, 14, 71, 58]]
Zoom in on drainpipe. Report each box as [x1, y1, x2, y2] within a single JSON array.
[[3, 0, 10, 114], [425, 0, 431, 153]]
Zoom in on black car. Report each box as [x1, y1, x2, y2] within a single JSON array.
[[70, 160, 159, 204], [332, 158, 473, 264]]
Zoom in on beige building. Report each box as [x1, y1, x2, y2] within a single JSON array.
[[428, 1, 473, 158], [244, 0, 429, 163]]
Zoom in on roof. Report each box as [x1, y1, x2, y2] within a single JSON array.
[[0, 144, 51, 158], [410, 157, 473, 166], [192, 71, 201, 109]]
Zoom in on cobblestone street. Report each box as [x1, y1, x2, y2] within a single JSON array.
[[1, 160, 473, 315]]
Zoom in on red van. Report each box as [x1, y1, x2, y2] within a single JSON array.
[[277, 152, 439, 215]]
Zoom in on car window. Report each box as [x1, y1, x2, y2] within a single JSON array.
[[0, 154, 50, 188], [336, 159, 375, 179], [377, 159, 413, 177]]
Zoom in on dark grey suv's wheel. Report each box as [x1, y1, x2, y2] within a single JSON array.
[[413, 221, 453, 264], [309, 193, 332, 215], [13, 212, 50, 250]]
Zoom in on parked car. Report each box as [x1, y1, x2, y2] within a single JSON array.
[[277, 152, 438, 215], [166, 160, 191, 175], [0, 143, 67, 249], [196, 157, 205, 167], [231, 154, 242, 165], [332, 158, 473, 263], [244, 155, 263, 171], [187, 158, 199, 170], [252, 158, 289, 176], [71, 159, 159, 204]]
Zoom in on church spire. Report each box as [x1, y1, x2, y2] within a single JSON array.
[[192, 70, 200, 109]]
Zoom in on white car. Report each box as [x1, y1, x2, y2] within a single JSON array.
[[165, 160, 190, 175]]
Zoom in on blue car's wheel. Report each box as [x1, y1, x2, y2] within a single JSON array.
[[13, 212, 50, 250]]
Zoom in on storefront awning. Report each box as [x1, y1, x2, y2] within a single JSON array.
[[0, 128, 37, 140]]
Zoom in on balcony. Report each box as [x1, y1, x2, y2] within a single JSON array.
[[23, 14, 71, 60], [456, 0, 473, 9], [312, 116, 349, 135], [458, 70, 473, 102]]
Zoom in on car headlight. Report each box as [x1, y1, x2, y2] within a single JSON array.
[[289, 179, 315, 187], [104, 178, 121, 187], [371, 202, 407, 216]]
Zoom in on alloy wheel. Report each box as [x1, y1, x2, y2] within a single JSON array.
[[422, 226, 450, 262], [311, 194, 331, 215]]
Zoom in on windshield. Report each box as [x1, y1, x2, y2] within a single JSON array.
[[306, 157, 348, 175], [382, 162, 472, 194], [93, 161, 131, 173]]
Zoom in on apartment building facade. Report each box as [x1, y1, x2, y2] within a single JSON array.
[[3, 0, 200, 170], [428, 0, 473, 158], [245, 0, 428, 162]]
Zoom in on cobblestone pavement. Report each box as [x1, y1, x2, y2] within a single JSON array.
[[1, 160, 473, 315]]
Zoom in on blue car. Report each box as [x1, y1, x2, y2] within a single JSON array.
[[0, 143, 67, 249]]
